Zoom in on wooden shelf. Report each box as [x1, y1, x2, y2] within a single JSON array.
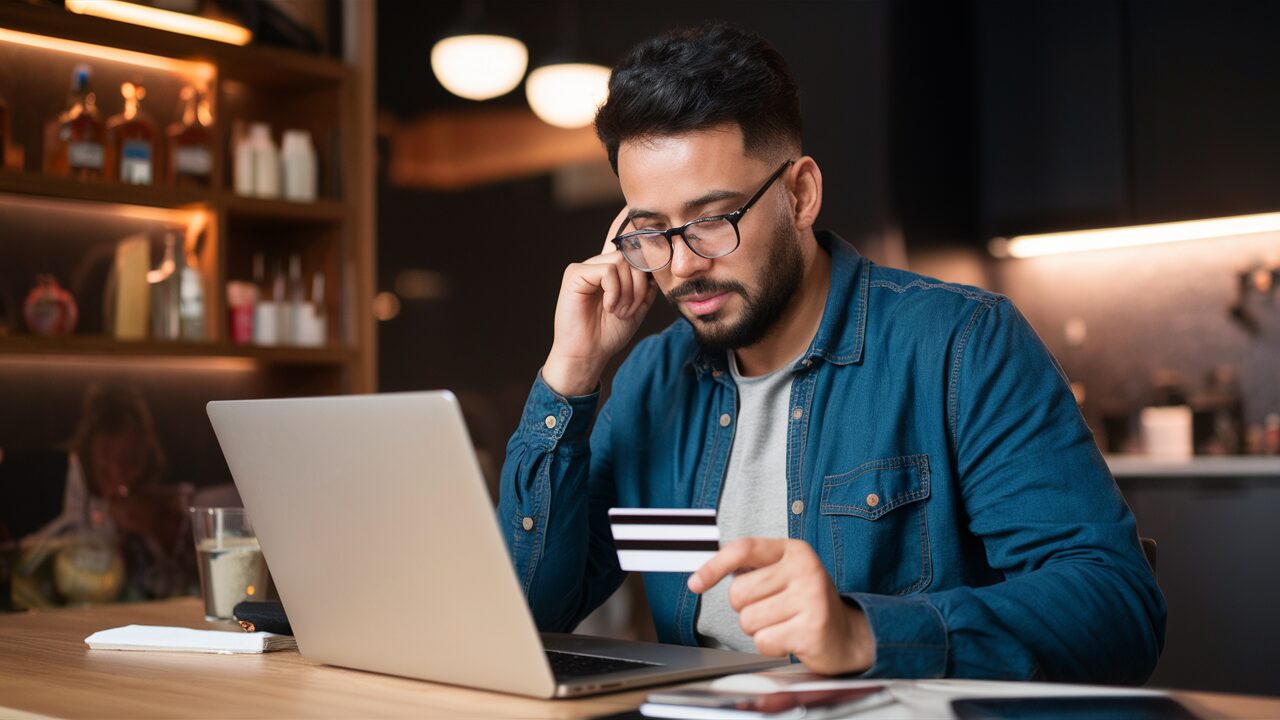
[[0, 336, 353, 367], [0, 2, 375, 392], [221, 194, 346, 224], [0, 171, 211, 210], [0, 3, 348, 89], [0, 172, 352, 226]]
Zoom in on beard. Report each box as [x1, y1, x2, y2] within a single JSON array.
[[664, 210, 805, 353]]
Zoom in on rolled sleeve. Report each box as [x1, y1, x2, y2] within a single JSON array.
[[843, 592, 948, 678]]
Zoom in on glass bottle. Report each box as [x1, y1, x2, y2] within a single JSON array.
[[148, 232, 179, 341], [167, 85, 212, 188], [43, 64, 106, 179], [178, 241, 205, 341], [106, 82, 159, 185]]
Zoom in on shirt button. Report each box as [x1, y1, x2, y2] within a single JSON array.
[[522, 516, 535, 531], [791, 407, 803, 420], [544, 415, 557, 429], [719, 413, 731, 427], [866, 493, 880, 507], [791, 500, 804, 515]]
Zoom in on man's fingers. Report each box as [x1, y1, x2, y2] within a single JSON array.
[[737, 591, 801, 637], [598, 264, 621, 312], [688, 538, 787, 594], [628, 267, 650, 316], [602, 206, 630, 254], [751, 614, 805, 658], [614, 256, 634, 315], [727, 563, 788, 613]]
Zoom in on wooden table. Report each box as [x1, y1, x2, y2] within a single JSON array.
[[2, 598, 1279, 719]]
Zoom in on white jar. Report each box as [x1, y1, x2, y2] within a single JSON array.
[[248, 123, 280, 199], [281, 129, 318, 202], [233, 129, 255, 196]]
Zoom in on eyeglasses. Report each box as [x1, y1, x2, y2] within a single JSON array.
[[611, 159, 795, 272]]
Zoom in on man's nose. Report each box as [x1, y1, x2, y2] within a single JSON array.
[[669, 234, 712, 278]]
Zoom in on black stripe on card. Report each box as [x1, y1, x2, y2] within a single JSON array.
[[608, 514, 717, 526], [614, 540, 720, 551]]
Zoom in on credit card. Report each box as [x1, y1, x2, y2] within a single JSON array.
[[608, 508, 719, 573]]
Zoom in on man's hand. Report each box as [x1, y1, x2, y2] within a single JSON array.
[[688, 538, 875, 675], [542, 207, 658, 396]]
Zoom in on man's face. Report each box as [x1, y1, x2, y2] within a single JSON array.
[[616, 124, 803, 352]]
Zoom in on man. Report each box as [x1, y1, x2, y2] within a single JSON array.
[[499, 22, 1164, 682]]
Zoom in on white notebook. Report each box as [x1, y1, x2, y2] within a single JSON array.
[[85, 624, 296, 655]]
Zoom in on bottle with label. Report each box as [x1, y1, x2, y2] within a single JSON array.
[[43, 64, 106, 179], [106, 82, 159, 185], [167, 85, 212, 188]]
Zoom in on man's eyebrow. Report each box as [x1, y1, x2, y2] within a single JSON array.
[[683, 189, 745, 213], [624, 189, 747, 227]]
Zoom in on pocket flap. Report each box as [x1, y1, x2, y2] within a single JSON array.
[[820, 454, 930, 520]]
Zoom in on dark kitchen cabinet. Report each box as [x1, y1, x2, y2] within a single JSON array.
[[975, 0, 1280, 241]]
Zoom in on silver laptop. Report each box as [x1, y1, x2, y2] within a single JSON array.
[[206, 391, 784, 698]]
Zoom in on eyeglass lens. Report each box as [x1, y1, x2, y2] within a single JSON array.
[[619, 217, 739, 271]]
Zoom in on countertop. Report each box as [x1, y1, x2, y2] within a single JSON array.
[[1105, 454, 1280, 478]]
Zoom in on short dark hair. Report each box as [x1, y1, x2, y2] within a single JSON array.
[[594, 22, 802, 173]]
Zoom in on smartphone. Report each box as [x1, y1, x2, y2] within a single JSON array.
[[643, 685, 888, 718], [951, 695, 1200, 720]]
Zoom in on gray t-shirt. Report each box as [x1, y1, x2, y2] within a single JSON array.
[[695, 351, 797, 652]]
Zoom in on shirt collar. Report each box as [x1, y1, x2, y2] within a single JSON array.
[[686, 230, 869, 377]]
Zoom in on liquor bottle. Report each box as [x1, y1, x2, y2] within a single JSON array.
[[167, 85, 212, 188], [43, 64, 106, 179], [106, 82, 159, 185]]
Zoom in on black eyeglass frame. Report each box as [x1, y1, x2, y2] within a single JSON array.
[[610, 159, 796, 272]]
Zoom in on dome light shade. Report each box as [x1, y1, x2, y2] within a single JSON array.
[[525, 63, 611, 128], [430, 34, 529, 101]]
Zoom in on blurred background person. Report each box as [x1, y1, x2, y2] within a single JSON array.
[[0, 384, 192, 609]]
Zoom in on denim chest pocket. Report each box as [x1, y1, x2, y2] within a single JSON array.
[[820, 454, 932, 596]]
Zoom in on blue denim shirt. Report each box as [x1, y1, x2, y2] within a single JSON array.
[[499, 231, 1165, 683]]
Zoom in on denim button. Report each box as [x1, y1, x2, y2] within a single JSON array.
[[544, 415, 557, 429], [719, 413, 731, 427], [791, 500, 804, 515], [866, 493, 880, 508], [791, 407, 803, 420], [712, 370, 723, 378], [522, 516, 535, 531]]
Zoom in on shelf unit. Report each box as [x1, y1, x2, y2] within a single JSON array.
[[0, 3, 374, 390]]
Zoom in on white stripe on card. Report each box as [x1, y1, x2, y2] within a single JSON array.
[[610, 525, 721, 541], [608, 508, 717, 518], [617, 549, 717, 573]]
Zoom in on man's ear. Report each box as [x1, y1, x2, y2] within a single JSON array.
[[790, 156, 823, 232]]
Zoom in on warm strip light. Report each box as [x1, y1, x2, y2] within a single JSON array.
[[0, 353, 257, 373], [66, 0, 251, 46], [991, 211, 1280, 258], [0, 193, 208, 232], [0, 27, 214, 85]]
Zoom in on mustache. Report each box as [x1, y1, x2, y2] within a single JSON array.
[[666, 278, 748, 302]]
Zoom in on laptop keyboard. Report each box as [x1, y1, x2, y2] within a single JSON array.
[[545, 650, 660, 680]]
